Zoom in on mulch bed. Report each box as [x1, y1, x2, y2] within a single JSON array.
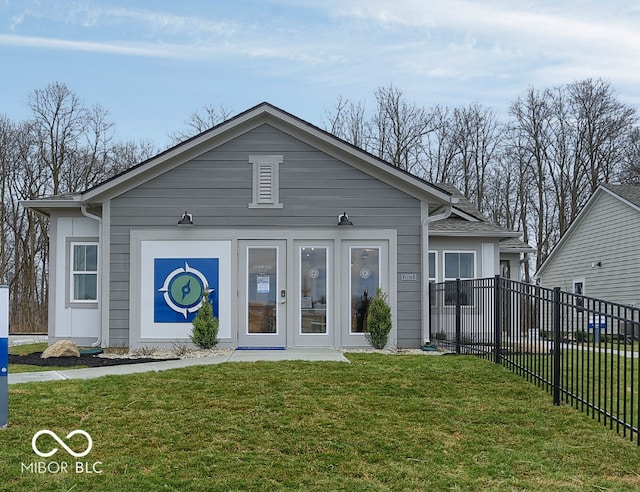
[[9, 352, 178, 368]]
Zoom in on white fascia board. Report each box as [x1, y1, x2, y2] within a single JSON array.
[[429, 231, 520, 238]]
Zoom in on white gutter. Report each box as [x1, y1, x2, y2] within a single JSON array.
[[80, 205, 103, 348], [421, 200, 453, 345]]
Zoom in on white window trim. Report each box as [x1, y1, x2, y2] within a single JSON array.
[[248, 155, 283, 208], [443, 250, 476, 281], [573, 277, 585, 309], [428, 250, 437, 282], [67, 238, 99, 308]]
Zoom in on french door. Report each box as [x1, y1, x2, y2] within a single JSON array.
[[294, 243, 332, 347], [238, 241, 287, 348]]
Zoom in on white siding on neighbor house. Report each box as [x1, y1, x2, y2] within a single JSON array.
[[428, 236, 501, 281], [539, 190, 640, 307], [108, 123, 426, 347]]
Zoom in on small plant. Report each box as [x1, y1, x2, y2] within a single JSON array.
[[172, 342, 192, 357], [190, 292, 219, 349], [434, 331, 447, 341], [365, 287, 392, 349], [574, 330, 589, 343], [132, 345, 158, 357]]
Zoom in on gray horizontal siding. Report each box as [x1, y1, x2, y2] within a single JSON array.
[[109, 123, 425, 346], [540, 191, 640, 307]]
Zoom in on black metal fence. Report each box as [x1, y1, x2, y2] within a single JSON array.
[[430, 276, 640, 444]]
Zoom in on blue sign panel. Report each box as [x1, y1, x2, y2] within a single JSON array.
[[0, 337, 7, 377], [154, 258, 219, 323]]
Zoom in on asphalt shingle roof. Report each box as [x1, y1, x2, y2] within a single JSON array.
[[601, 183, 640, 209]]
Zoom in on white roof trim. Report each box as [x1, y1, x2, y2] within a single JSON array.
[[536, 185, 634, 277]]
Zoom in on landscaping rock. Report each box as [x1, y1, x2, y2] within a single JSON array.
[[41, 340, 80, 359]]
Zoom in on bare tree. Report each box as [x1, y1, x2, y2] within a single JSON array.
[[324, 96, 371, 150], [422, 105, 461, 184], [7, 82, 157, 332], [169, 103, 233, 144], [370, 85, 433, 174], [452, 103, 503, 212]]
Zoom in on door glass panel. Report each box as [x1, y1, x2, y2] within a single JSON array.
[[247, 247, 277, 334], [350, 247, 380, 333], [300, 247, 327, 334]]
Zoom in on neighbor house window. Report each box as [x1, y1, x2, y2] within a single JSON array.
[[428, 251, 437, 281], [249, 155, 283, 208], [444, 251, 475, 306], [71, 242, 98, 302], [573, 278, 585, 310]]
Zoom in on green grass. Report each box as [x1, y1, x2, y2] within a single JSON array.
[[507, 347, 639, 435], [8, 343, 48, 355], [8, 343, 86, 373], [2, 354, 640, 491]]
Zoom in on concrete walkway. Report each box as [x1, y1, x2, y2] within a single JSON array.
[[8, 348, 350, 385]]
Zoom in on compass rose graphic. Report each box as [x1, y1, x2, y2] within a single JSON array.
[[158, 262, 210, 318]]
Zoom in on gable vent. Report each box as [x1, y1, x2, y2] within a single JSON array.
[[249, 155, 283, 209], [258, 164, 273, 203]]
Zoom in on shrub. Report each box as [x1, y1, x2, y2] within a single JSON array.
[[190, 293, 219, 349], [365, 287, 392, 349], [574, 330, 589, 343]]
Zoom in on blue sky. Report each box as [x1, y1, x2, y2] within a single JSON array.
[[1, 0, 639, 149]]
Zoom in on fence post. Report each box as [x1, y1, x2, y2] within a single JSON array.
[[553, 287, 561, 406], [494, 275, 502, 364], [0, 285, 8, 428], [455, 278, 461, 354]]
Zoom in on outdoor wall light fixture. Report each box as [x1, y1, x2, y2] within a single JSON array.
[[337, 211, 353, 226], [177, 211, 194, 226], [591, 261, 602, 268]]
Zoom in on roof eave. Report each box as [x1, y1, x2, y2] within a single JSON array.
[[429, 231, 520, 238]]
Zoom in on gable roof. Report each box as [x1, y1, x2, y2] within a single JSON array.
[[23, 102, 457, 215], [601, 183, 640, 212], [500, 237, 535, 253], [536, 183, 640, 277], [428, 183, 521, 238]]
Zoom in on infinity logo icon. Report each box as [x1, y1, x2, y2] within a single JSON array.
[[32, 429, 93, 458]]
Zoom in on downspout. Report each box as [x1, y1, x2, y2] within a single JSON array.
[[421, 199, 453, 345], [80, 205, 103, 348]]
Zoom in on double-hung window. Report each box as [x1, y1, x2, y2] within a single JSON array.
[[444, 251, 475, 306], [71, 242, 98, 303]]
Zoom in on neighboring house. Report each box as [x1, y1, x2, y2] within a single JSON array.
[[499, 237, 535, 282], [23, 102, 523, 350], [537, 183, 640, 308]]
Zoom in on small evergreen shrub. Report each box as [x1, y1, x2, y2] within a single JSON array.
[[365, 287, 392, 349], [190, 293, 219, 349]]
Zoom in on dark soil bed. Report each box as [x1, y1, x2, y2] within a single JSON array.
[[9, 352, 178, 368]]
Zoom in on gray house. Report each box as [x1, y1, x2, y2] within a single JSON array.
[[24, 103, 523, 350], [537, 183, 640, 308]]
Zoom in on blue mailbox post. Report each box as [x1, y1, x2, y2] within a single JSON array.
[[588, 315, 606, 343], [1, 285, 8, 428]]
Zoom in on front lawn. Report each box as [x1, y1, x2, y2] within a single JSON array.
[[2, 354, 639, 491]]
